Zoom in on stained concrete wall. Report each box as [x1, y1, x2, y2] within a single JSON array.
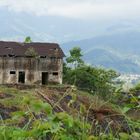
[[0, 57, 63, 85]]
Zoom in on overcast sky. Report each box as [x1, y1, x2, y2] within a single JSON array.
[[0, 0, 140, 20], [0, 0, 140, 42]]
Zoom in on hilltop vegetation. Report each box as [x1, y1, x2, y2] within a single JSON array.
[[63, 47, 118, 99], [0, 47, 140, 140], [0, 85, 139, 140]]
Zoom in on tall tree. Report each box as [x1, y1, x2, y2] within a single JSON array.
[[64, 47, 119, 99], [66, 47, 84, 69]]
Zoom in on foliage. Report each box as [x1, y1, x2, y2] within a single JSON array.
[[24, 36, 38, 57], [64, 47, 119, 99], [66, 47, 84, 69], [0, 102, 92, 140], [25, 47, 38, 58], [0, 86, 93, 140], [123, 84, 140, 115], [0, 86, 140, 140], [0, 46, 140, 139], [24, 36, 32, 43], [130, 83, 140, 93], [113, 83, 140, 112], [63, 64, 118, 99]]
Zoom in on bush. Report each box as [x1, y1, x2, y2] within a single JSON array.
[[63, 64, 118, 99]]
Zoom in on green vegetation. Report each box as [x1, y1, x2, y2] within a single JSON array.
[[0, 47, 140, 139], [66, 47, 84, 68], [25, 47, 38, 57], [63, 47, 118, 99], [0, 88, 91, 140], [24, 36, 32, 43], [0, 85, 139, 140]]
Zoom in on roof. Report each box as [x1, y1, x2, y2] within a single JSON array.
[[0, 41, 65, 57]]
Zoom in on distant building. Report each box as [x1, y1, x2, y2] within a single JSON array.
[[0, 41, 65, 85]]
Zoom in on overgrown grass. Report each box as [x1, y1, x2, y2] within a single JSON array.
[[0, 86, 36, 107], [0, 85, 139, 140]]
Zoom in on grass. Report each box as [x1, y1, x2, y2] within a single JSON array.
[[0, 85, 139, 139], [0, 85, 39, 110]]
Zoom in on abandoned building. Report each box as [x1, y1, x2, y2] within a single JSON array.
[[0, 41, 65, 85]]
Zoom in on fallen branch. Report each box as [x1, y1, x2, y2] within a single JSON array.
[[35, 89, 64, 112]]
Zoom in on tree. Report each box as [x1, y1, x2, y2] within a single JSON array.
[[63, 47, 119, 99], [63, 64, 118, 99], [25, 47, 38, 58], [24, 36, 32, 43], [66, 47, 84, 69]]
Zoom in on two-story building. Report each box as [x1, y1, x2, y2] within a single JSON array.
[[0, 41, 65, 85]]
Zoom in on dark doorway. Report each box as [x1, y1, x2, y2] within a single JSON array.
[[18, 71, 25, 83], [42, 72, 48, 85]]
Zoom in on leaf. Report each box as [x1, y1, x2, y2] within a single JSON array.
[[31, 101, 52, 115], [122, 107, 131, 113], [55, 112, 74, 128], [72, 93, 77, 101], [119, 133, 129, 140], [68, 100, 74, 107], [24, 36, 32, 43], [80, 104, 86, 114], [131, 132, 140, 138], [88, 135, 98, 140], [31, 101, 43, 112], [11, 111, 25, 120], [42, 103, 52, 115], [22, 97, 31, 105]]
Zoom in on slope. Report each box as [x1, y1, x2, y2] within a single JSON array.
[[61, 31, 140, 73]]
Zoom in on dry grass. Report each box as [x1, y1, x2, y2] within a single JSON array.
[[0, 85, 132, 135]]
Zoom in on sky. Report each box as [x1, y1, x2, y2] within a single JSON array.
[[0, 0, 140, 42], [0, 0, 140, 20]]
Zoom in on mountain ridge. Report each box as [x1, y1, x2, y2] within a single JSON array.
[[61, 31, 140, 74]]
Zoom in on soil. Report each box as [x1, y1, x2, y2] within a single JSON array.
[[36, 87, 134, 134], [0, 86, 139, 135], [0, 103, 18, 119], [0, 92, 13, 99]]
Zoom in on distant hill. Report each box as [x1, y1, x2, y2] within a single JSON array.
[[1, 8, 140, 74], [61, 31, 140, 74]]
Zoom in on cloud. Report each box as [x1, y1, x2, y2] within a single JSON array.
[[0, 0, 140, 20]]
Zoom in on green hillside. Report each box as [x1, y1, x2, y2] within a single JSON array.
[[0, 85, 140, 140], [62, 31, 140, 74]]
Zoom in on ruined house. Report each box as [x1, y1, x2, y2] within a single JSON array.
[[0, 41, 65, 85]]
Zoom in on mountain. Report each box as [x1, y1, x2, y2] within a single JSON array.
[[61, 31, 140, 74], [1, 8, 140, 74]]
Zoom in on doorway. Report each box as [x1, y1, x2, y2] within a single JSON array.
[[42, 72, 48, 85], [18, 71, 25, 83]]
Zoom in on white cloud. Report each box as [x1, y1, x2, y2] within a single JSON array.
[[0, 0, 140, 20]]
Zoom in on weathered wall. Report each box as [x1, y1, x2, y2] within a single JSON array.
[[0, 57, 63, 85]]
